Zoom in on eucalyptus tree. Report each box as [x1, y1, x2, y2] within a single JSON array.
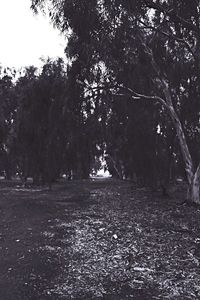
[[15, 59, 69, 185], [0, 73, 16, 179], [14, 66, 40, 183], [31, 0, 200, 202], [132, 0, 200, 202], [63, 57, 106, 179]]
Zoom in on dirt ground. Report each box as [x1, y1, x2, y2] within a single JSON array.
[[0, 178, 200, 300]]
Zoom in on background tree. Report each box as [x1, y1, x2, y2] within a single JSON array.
[[14, 60, 68, 185], [0, 73, 16, 179]]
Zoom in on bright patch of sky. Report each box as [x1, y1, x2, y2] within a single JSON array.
[[96, 169, 111, 177], [0, 0, 66, 69]]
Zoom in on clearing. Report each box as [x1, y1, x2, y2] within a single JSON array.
[[0, 178, 200, 299]]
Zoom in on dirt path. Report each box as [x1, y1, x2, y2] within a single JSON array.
[[0, 179, 200, 299], [0, 179, 121, 300]]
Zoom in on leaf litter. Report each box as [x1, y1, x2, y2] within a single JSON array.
[[37, 183, 200, 299], [1, 180, 200, 299]]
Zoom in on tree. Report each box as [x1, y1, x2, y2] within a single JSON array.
[[31, 0, 200, 202], [0, 73, 16, 179], [14, 60, 69, 186], [13, 57, 102, 185]]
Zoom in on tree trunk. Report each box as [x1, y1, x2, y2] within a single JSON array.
[[108, 154, 123, 179], [141, 40, 196, 192], [5, 168, 11, 180], [125, 37, 200, 202], [162, 84, 200, 203], [161, 81, 200, 203], [188, 163, 200, 204], [162, 87, 194, 186], [4, 153, 12, 180]]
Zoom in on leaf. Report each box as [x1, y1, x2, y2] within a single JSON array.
[[133, 267, 153, 272]]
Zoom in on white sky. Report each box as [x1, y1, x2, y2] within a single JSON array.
[[0, 0, 66, 69]]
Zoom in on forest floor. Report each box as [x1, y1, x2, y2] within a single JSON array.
[[0, 178, 200, 300]]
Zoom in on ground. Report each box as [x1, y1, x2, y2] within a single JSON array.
[[0, 178, 200, 300]]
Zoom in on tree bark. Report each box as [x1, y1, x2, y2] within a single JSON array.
[[189, 163, 200, 204], [157, 83, 200, 203]]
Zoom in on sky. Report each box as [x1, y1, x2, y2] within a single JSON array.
[[0, 0, 66, 69]]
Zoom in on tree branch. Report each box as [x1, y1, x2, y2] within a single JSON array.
[[78, 79, 168, 109], [117, 85, 168, 107], [143, 0, 200, 34], [138, 19, 197, 61]]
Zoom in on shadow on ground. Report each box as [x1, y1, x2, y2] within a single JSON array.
[[0, 178, 200, 299]]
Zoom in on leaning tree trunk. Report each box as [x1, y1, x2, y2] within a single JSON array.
[[122, 36, 199, 202], [107, 154, 123, 179], [128, 77, 200, 202], [160, 80, 200, 203], [143, 38, 200, 204]]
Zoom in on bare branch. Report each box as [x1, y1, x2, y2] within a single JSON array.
[[117, 85, 168, 108]]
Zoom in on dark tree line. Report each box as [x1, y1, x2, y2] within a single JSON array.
[[0, 0, 199, 203], [0, 59, 103, 186]]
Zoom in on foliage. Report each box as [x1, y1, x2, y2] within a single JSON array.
[[0, 1, 199, 197], [0, 58, 105, 184], [30, 0, 200, 192]]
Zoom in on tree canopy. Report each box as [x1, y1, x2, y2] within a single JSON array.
[[0, 0, 199, 202]]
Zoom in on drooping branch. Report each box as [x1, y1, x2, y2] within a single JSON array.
[[78, 74, 195, 185]]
